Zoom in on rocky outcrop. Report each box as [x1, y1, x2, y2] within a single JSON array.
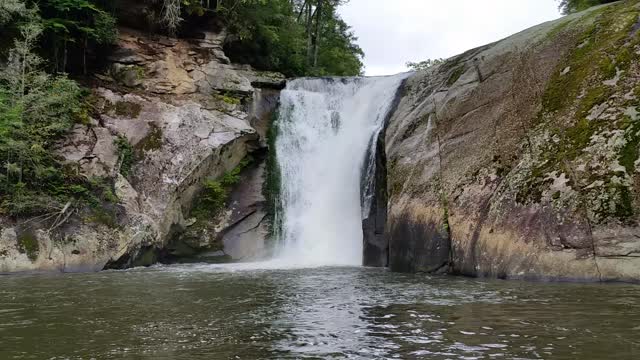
[[0, 27, 282, 273], [384, 1, 640, 281]]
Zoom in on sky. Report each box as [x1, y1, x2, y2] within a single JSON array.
[[338, 0, 562, 76]]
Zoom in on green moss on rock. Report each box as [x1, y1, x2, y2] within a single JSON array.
[[114, 101, 142, 118], [619, 117, 640, 174], [135, 124, 163, 155], [616, 184, 635, 220], [263, 112, 282, 235], [447, 66, 466, 86], [517, 2, 640, 215], [114, 136, 134, 177], [17, 230, 39, 261], [215, 92, 242, 106], [542, 5, 638, 115], [191, 156, 254, 222], [87, 208, 119, 228]]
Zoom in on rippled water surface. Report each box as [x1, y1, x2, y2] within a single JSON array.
[[1, 265, 640, 359]]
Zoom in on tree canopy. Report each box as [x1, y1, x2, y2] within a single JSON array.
[[160, 0, 364, 77], [1, 1, 118, 74], [557, 0, 617, 14]]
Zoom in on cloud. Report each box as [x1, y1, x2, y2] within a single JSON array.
[[338, 0, 562, 75]]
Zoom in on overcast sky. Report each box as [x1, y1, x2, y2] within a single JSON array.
[[338, 0, 562, 76]]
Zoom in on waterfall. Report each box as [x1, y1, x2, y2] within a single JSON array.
[[273, 74, 407, 266]]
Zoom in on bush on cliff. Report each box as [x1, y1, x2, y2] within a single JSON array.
[[0, 2, 104, 216]]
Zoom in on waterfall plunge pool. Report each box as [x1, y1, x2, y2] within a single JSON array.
[[1, 264, 639, 359]]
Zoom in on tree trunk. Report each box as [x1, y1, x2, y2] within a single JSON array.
[[83, 35, 88, 75], [306, 2, 313, 65], [297, 0, 308, 22], [53, 41, 59, 74], [20, 42, 26, 98], [313, 0, 323, 68], [63, 38, 68, 74]]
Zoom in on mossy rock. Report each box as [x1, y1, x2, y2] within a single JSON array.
[[115, 101, 143, 118], [16, 230, 39, 261], [447, 65, 466, 86], [516, 1, 640, 220], [135, 124, 163, 156]]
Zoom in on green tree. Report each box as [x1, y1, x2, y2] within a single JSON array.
[[0, 3, 88, 216], [310, 0, 364, 76], [158, 0, 363, 77], [33, 0, 118, 74], [557, 0, 616, 14], [406, 58, 444, 72], [0, 0, 28, 25]]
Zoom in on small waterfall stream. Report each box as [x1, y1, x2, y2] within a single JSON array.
[[273, 75, 407, 266]]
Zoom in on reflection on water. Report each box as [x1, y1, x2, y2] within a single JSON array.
[[1, 265, 639, 359]]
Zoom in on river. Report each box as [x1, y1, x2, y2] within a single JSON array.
[[1, 264, 639, 359]]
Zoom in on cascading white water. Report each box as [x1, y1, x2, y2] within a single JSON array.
[[273, 74, 407, 266]]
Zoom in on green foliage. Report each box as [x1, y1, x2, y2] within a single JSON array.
[[557, 0, 616, 14], [0, 5, 109, 217], [114, 136, 134, 177], [26, 0, 118, 73], [619, 117, 640, 175], [196, 179, 227, 216], [17, 230, 39, 260], [215, 91, 242, 105], [406, 58, 444, 72], [86, 206, 118, 227], [518, 2, 640, 224], [135, 124, 163, 154], [0, 0, 29, 25], [447, 65, 466, 86], [310, 5, 364, 77], [114, 101, 142, 118], [220, 157, 252, 187], [191, 157, 253, 219], [161, 0, 363, 77], [263, 112, 281, 235]]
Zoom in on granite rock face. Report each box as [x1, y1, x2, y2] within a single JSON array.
[[0, 27, 281, 273], [382, 1, 640, 281]]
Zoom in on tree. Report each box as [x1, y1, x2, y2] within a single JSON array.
[[406, 58, 444, 72], [557, 0, 616, 14], [0, 2, 87, 216], [153, 0, 362, 76], [34, 0, 118, 74], [0, 0, 28, 25], [161, 0, 183, 35], [224, 0, 363, 76]]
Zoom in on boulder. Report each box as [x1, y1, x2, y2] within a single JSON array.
[[383, 2, 640, 281]]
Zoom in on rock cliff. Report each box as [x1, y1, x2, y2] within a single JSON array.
[[382, 0, 640, 281], [0, 27, 282, 272]]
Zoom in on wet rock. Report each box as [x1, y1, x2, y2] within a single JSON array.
[[221, 162, 270, 260], [385, 2, 640, 281]]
